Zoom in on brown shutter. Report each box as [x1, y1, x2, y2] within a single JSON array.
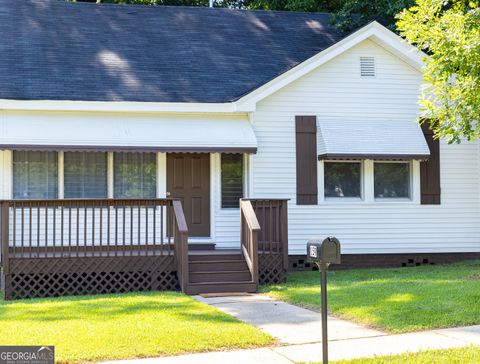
[[420, 123, 441, 204], [295, 115, 318, 205]]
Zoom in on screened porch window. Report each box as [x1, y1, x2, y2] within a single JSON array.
[[374, 162, 410, 198], [64, 152, 107, 198], [13, 151, 58, 199], [221, 154, 243, 208], [324, 162, 362, 198], [114, 152, 156, 198]]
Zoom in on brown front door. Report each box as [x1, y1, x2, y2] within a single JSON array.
[[167, 153, 210, 237]]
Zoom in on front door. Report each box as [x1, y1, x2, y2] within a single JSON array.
[[167, 153, 210, 237]]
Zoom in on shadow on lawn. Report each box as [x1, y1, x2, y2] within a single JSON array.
[[0, 292, 241, 325], [265, 263, 480, 332]]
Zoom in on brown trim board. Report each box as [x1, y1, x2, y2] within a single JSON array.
[[318, 153, 430, 161], [289, 252, 480, 271], [295, 115, 318, 205], [420, 123, 441, 204]]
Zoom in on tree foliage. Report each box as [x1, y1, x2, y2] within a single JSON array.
[[397, 0, 480, 143], [73, 0, 211, 5], [246, 0, 341, 13], [71, 0, 411, 30], [330, 0, 415, 31]]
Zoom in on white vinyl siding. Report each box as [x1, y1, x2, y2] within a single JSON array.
[[250, 39, 480, 254], [1, 38, 479, 255]]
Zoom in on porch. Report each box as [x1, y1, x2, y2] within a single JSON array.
[[0, 198, 288, 300]]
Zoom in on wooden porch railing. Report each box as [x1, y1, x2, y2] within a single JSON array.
[[0, 198, 189, 290], [249, 199, 289, 264], [172, 200, 189, 292], [240, 199, 289, 286]]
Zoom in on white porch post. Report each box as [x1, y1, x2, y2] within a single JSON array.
[[157, 152, 167, 198]]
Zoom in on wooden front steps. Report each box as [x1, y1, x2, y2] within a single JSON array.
[[185, 250, 257, 295]]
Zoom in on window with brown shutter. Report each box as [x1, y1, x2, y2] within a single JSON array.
[[296, 115, 318, 205], [420, 123, 441, 204]]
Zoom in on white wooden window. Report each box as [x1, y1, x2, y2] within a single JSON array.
[[321, 160, 416, 203], [324, 161, 362, 199], [12, 151, 161, 200], [113, 152, 156, 198], [12, 151, 58, 199], [64, 152, 108, 198], [374, 162, 411, 199], [221, 154, 244, 208]]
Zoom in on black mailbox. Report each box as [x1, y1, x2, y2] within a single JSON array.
[[306, 237, 341, 364], [307, 237, 341, 264]]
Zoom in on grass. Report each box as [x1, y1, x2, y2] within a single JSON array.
[[331, 346, 480, 363], [261, 260, 480, 333], [0, 291, 273, 363]]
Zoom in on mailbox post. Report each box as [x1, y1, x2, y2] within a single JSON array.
[[306, 237, 341, 364]]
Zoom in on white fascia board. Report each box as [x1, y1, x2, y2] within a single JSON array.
[[368, 23, 428, 70], [235, 21, 428, 109], [0, 99, 252, 113]]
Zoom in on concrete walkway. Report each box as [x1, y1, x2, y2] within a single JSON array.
[[275, 325, 480, 363], [194, 293, 384, 344], [103, 294, 480, 364]]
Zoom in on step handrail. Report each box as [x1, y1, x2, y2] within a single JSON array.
[[172, 200, 189, 292], [244, 199, 289, 276], [240, 199, 260, 287]]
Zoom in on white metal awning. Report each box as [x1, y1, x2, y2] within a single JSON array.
[[317, 118, 430, 160], [0, 112, 258, 153]]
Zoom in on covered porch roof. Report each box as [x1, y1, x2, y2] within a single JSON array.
[[0, 111, 257, 154]]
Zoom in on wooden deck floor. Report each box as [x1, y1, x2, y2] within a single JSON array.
[[7, 247, 266, 259]]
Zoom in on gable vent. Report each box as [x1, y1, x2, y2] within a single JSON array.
[[360, 56, 375, 77]]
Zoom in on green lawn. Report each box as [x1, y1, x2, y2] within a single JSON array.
[[331, 346, 480, 364], [261, 260, 480, 333], [0, 291, 273, 363]]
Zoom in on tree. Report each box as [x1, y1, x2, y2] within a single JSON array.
[[71, 0, 410, 30], [397, 0, 480, 143], [243, 0, 413, 30], [330, 0, 414, 32], [72, 0, 243, 7], [247, 0, 341, 13]]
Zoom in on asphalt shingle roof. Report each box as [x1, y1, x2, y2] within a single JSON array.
[[0, 0, 345, 103]]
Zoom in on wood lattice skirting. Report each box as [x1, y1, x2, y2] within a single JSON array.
[[259, 254, 287, 284], [288, 253, 480, 271], [3, 255, 179, 300]]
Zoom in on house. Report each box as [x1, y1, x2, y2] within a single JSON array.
[[0, 0, 479, 299]]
